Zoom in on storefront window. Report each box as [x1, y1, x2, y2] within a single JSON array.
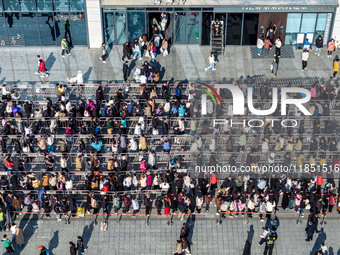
[[54, 0, 69, 12], [242, 13, 259, 45], [3, 0, 19, 11], [127, 12, 145, 40], [0, 13, 9, 46], [37, 0, 53, 11], [286, 13, 301, 33], [174, 12, 186, 44], [55, 12, 69, 42], [69, 12, 86, 45], [300, 13, 317, 33], [70, 0, 84, 11], [20, 0, 36, 11], [5, 12, 25, 45], [226, 13, 242, 45], [22, 13, 40, 45], [187, 12, 199, 44], [116, 12, 126, 44], [103, 11, 114, 45], [38, 12, 57, 44], [201, 12, 212, 45], [316, 13, 327, 31]]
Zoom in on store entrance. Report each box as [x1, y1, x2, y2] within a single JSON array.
[[258, 13, 288, 45], [147, 12, 172, 42]]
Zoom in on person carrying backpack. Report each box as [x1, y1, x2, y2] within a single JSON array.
[[263, 232, 277, 255], [38, 245, 50, 255], [1, 234, 14, 254]]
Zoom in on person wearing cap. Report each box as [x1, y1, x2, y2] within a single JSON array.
[[38, 245, 49, 255]]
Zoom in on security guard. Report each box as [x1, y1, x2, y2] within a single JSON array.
[[263, 232, 277, 255]]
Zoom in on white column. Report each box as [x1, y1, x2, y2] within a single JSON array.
[[86, 0, 102, 48], [332, 8, 340, 48]]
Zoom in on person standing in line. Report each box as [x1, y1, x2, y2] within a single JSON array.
[[315, 35, 323, 56], [64, 18, 72, 42], [205, 52, 216, 71], [61, 38, 70, 57], [100, 43, 107, 63], [69, 241, 76, 255], [274, 36, 282, 57], [123, 61, 129, 83], [1, 235, 14, 254], [302, 49, 309, 71], [76, 236, 86, 255], [35, 55, 42, 75], [331, 56, 339, 78], [271, 57, 279, 77], [328, 39, 335, 58], [144, 193, 152, 215], [131, 197, 139, 218], [264, 37, 273, 57], [256, 36, 264, 56]]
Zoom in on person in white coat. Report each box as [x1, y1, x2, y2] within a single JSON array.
[[275, 37, 282, 57], [257, 36, 265, 56]]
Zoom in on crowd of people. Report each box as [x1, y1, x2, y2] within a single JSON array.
[[0, 21, 339, 254]]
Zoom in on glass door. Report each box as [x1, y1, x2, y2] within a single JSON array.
[[116, 12, 127, 44], [127, 12, 145, 40], [103, 11, 115, 45], [226, 13, 242, 45], [242, 13, 259, 45], [187, 11, 200, 44], [201, 12, 212, 45], [174, 11, 186, 44]]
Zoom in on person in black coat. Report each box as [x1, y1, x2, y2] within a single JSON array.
[[242, 240, 251, 255], [68, 197, 77, 219], [123, 61, 129, 82], [69, 241, 77, 255], [305, 221, 316, 241], [96, 86, 104, 102], [76, 236, 85, 254], [42, 197, 51, 218], [122, 42, 131, 61]]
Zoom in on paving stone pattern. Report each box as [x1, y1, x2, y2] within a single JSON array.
[[3, 214, 340, 255]]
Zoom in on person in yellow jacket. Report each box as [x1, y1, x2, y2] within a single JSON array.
[[61, 37, 70, 57], [331, 57, 339, 78]]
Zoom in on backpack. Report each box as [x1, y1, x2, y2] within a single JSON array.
[[43, 248, 50, 255]]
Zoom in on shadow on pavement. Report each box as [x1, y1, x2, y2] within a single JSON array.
[[48, 230, 59, 255], [82, 223, 94, 250]]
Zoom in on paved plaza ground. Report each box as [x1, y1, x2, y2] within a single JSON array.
[[2, 213, 339, 255], [0, 45, 336, 83], [0, 45, 338, 255]]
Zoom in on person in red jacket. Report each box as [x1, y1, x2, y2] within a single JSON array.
[[39, 59, 46, 73], [5, 156, 14, 172], [316, 175, 323, 194], [264, 37, 273, 57], [38, 59, 49, 77]]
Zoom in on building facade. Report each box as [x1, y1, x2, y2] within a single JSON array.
[[0, 0, 338, 47]]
